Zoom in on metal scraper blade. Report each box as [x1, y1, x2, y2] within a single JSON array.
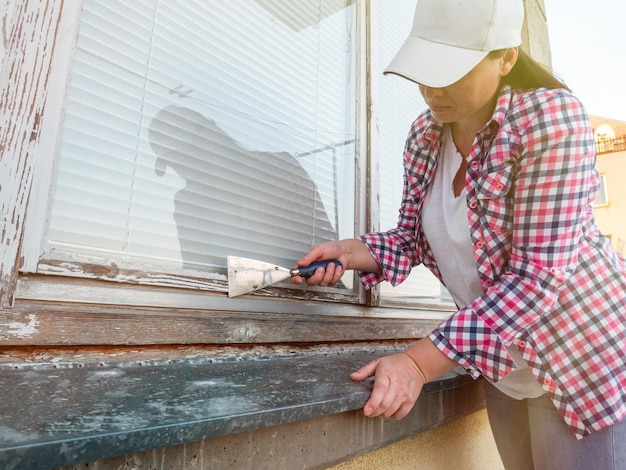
[[227, 256, 292, 297]]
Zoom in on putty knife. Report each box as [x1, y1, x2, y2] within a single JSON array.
[[227, 256, 342, 297]]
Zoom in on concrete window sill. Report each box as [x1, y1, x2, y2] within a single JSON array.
[[0, 347, 478, 470]]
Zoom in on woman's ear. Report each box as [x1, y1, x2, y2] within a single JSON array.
[[500, 47, 519, 77]]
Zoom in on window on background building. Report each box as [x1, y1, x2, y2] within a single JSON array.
[[593, 174, 609, 207]]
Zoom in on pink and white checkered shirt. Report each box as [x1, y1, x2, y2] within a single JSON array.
[[360, 86, 626, 439]]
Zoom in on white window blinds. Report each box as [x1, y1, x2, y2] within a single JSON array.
[[48, 0, 356, 273], [377, 0, 453, 304]]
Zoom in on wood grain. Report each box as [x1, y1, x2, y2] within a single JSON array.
[[0, 299, 440, 346], [0, 0, 63, 308]]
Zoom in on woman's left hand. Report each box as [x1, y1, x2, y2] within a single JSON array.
[[350, 338, 459, 419], [350, 352, 426, 419]]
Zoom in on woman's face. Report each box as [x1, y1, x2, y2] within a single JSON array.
[[419, 48, 518, 126]]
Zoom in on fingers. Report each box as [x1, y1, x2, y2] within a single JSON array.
[[291, 264, 341, 286], [392, 402, 415, 420], [350, 360, 378, 381], [362, 375, 391, 417], [295, 248, 323, 270], [349, 359, 391, 416], [306, 262, 343, 287], [292, 243, 340, 286]]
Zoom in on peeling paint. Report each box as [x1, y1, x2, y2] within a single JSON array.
[[3, 314, 39, 338], [0, 0, 64, 308]]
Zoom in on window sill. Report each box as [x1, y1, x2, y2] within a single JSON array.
[[0, 347, 478, 470]]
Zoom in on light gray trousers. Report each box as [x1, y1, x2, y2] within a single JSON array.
[[484, 383, 626, 470]]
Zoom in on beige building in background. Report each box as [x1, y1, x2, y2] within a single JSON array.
[[590, 116, 626, 255]]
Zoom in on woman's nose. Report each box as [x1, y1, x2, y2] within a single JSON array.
[[419, 85, 445, 98]]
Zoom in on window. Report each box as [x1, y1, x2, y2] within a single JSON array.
[[593, 174, 609, 207], [376, 0, 453, 307], [46, 1, 356, 277], [20, 1, 453, 312]]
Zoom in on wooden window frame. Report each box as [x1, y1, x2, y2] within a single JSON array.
[[1, 1, 455, 349]]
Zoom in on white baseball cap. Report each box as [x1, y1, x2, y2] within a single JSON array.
[[384, 0, 524, 88]]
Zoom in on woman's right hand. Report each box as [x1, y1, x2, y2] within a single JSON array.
[[292, 239, 381, 287], [292, 241, 347, 287]]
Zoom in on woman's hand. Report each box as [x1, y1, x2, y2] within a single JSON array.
[[351, 338, 459, 419], [350, 352, 426, 419], [292, 241, 347, 287], [292, 239, 382, 287]]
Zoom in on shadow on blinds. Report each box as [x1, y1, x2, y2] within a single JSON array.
[[149, 105, 338, 271]]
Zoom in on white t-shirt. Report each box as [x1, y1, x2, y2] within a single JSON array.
[[422, 126, 544, 399]]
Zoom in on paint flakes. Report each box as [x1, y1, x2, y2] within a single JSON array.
[[4, 314, 39, 338]]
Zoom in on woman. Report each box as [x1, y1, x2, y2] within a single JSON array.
[[293, 0, 626, 468]]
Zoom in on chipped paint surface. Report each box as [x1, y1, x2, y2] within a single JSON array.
[[0, 1, 64, 307], [3, 314, 39, 338]]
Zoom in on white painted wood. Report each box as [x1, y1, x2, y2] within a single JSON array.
[[20, 0, 83, 273], [0, 0, 64, 307], [15, 274, 452, 319]]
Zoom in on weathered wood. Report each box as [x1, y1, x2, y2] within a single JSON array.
[[0, 0, 64, 308], [0, 300, 440, 346], [35, 255, 358, 303], [10, 274, 450, 346]]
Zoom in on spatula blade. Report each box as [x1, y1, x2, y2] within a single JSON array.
[[227, 256, 292, 297]]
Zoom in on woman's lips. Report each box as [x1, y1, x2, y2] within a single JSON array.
[[430, 104, 451, 113]]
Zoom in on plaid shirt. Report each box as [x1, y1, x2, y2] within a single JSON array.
[[360, 86, 626, 439]]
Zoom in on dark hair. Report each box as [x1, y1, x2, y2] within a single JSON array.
[[490, 48, 570, 92]]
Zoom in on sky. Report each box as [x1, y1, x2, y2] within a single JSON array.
[[545, 1, 626, 122]]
